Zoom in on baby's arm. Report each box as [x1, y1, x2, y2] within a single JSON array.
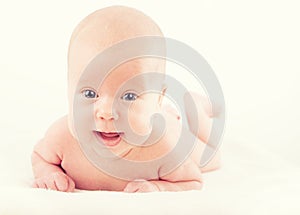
[[124, 158, 202, 192], [31, 116, 75, 192]]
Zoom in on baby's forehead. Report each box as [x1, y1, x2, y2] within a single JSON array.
[[70, 56, 164, 90], [109, 57, 165, 83], [68, 6, 165, 87], [89, 57, 164, 83], [115, 58, 163, 72]]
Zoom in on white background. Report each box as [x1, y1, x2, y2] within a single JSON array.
[[0, 0, 299, 177]]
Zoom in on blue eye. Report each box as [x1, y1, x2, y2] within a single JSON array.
[[82, 89, 98, 99], [121, 92, 138, 101]]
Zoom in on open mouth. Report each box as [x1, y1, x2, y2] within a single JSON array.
[[93, 131, 123, 147]]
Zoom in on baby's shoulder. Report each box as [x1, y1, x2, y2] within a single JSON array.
[[44, 115, 72, 138], [162, 104, 180, 120], [41, 115, 77, 150]]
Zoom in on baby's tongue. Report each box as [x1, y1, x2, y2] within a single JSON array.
[[99, 132, 121, 147]]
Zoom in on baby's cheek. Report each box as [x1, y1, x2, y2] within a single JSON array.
[[128, 113, 151, 136], [127, 104, 153, 136]]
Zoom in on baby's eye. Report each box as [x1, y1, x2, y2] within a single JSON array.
[[121, 92, 138, 101], [82, 89, 98, 99]]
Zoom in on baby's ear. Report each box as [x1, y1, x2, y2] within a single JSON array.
[[158, 84, 167, 106]]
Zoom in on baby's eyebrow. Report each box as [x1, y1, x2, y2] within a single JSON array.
[[77, 75, 110, 89], [120, 82, 146, 93]]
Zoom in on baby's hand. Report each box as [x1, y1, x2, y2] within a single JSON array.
[[32, 172, 75, 192], [124, 179, 159, 193]]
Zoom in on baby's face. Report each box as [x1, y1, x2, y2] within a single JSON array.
[[66, 6, 166, 155], [68, 56, 165, 155]]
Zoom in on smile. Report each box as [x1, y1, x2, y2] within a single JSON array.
[[93, 131, 123, 147]]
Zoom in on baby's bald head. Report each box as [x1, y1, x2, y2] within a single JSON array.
[[68, 6, 165, 83]]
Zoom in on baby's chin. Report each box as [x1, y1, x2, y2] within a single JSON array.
[[90, 130, 133, 156]]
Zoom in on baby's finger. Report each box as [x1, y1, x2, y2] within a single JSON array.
[[45, 178, 58, 191], [53, 173, 69, 191], [136, 181, 158, 193], [35, 179, 47, 189], [124, 181, 140, 193], [66, 177, 75, 192]]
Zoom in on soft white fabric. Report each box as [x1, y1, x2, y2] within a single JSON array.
[[1, 137, 299, 215]]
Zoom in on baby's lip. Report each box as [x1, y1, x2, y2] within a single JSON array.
[[94, 130, 124, 135], [93, 131, 124, 147]]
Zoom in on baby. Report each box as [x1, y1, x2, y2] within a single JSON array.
[[31, 6, 220, 192]]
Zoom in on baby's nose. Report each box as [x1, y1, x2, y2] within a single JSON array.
[[95, 110, 119, 121], [94, 97, 119, 121]]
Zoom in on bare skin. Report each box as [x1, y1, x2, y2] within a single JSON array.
[[31, 6, 220, 192]]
